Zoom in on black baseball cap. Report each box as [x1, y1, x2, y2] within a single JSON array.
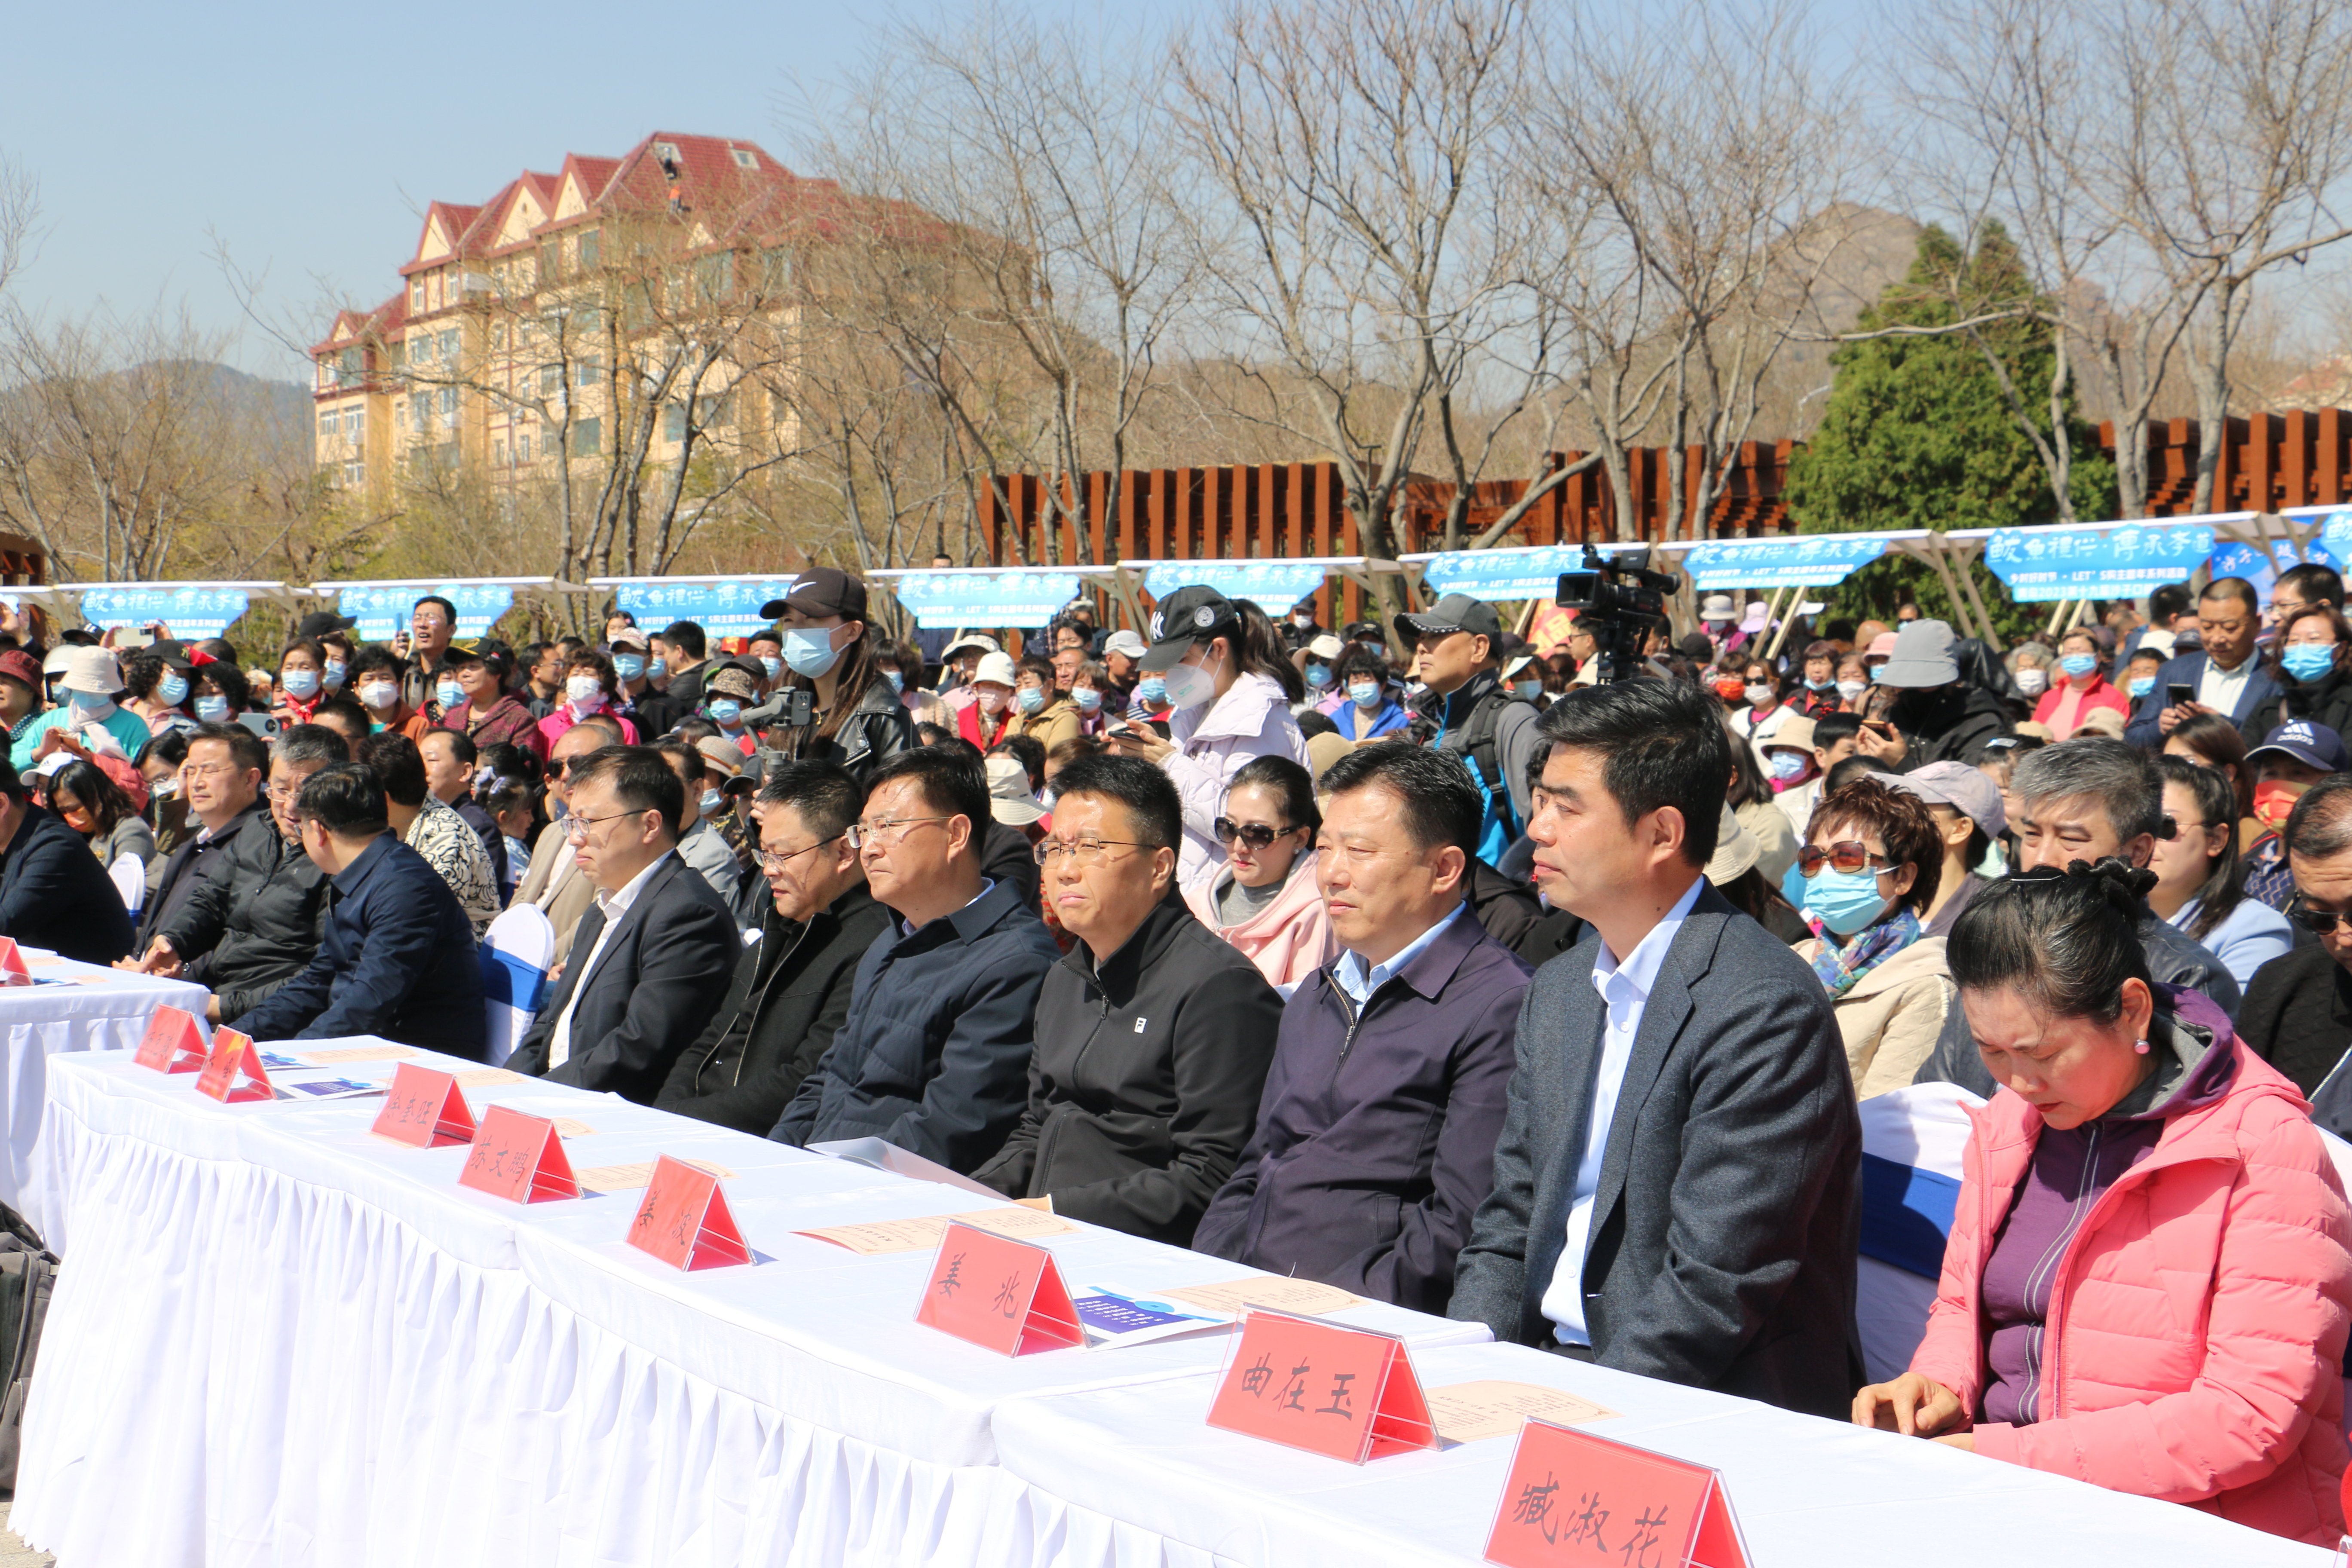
[[1139, 585, 1242, 673], [760, 567, 868, 622], [1394, 592, 1504, 649], [296, 609, 356, 639]]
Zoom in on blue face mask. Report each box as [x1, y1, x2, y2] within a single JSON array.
[[282, 668, 320, 699], [435, 680, 465, 711], [760, 655, 782, 681], [699, 788, 723, 818], [157, 672, 190, 707], [707, 698, 743, 726], [1348, 681, 1381, 710], [2127, 675, 2156, 699], [1136, 676, 1167, 705], [613, 655, 646, 681], [1304, 663, 1332, 689], [1015, 686, 1045, 714], [648, 657, 668, 681], [2283, 643, 2336, 684], [1779, 857, 1810, 912], [780, 628, 839, 679], [195, 695, 229, 723], [323, 659, 346, 689], [1806, 677, 1834, 691], [883, 669, 904, 693], [1767, 749, 1810, 782], [2059, 653, 2098, 679], [1074, 687, 1101, 712], [1804, 864, 1891, 937]]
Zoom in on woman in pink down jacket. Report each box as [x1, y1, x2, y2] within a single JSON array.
[[1855, 859, 2352, 1544]]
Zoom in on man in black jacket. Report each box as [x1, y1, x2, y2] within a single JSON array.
[[138, 724, 347, 1023], [2242, 777, 2352, 1115], [0, 754, 134, 963], [974, 755, 1281, 1243], [771, 744, 1060, 1171], [656, 761, 893, 1132], [130, 723, 266, 955], [508, 745, 739, 1102], [236, 763, 484, 1054]]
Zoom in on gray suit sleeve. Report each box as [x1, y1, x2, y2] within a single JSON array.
[[1446, 981, 1548, 1340]]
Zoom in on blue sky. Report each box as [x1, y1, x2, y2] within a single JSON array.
[[3, 0, 1882, 380]]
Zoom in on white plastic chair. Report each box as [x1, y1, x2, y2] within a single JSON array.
[[478, 904, 555, 1069], [1855, 1081, 1985, 1384], [109, 854, 145, 915]]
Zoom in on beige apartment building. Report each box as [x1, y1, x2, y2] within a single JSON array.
[[309, 130, 836, 507]]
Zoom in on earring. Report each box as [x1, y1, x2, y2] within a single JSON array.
[[2134, 1039, 2150, 1055]]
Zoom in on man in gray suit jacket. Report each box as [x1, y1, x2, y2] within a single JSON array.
[[1449, 679, 1865, 1420]]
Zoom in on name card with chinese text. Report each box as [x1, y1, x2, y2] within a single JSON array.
[[369, 1063, 475, 1147], [457, 1105, 579, 1203], [1206, 1310, 1435, 1464], [914, 1220, 1081, 1357], [1484, 1421, 1749, 1568], [134, 1006, 208, 1073], [194, 1028, 273, 1103], [625, 1153, 750, 1270]]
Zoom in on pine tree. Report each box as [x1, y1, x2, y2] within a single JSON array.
[[1787, 222, 2113, 640]]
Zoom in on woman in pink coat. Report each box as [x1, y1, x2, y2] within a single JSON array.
[[1183, 755, 1333, 988], [1855, 860, 2352, 1544]]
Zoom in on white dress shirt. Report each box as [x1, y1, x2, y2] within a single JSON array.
[[1331, 903, 1465, 1005], [1540, 875, 1705, 1344], [547, 850, 672, 1069], [2198, 652, 2254, 719]]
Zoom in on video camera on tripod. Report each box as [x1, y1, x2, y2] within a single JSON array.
[[1557, 545, 1678, 684]]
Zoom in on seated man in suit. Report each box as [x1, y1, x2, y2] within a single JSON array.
[[1449, 679, 1864, 1420], [507, 745, 739, 1102], [236, 763, 485, 1055], [513, 714, 625, 950], [655, 760, 894, 1133], [2125, 575, 2277, 747], [770, 744, 1060, 1172], [130, 723, 267, 956]]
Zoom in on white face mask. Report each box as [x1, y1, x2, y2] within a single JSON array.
[[978, 687, 1009, 716], [359, 681, 398, 710], [1835, 679, 1866, 702], [2014, 668, 2049, 695], [1163, 649, 1221, 710], [1743, 683, 1773, 707], [565, 676, 604, 708]]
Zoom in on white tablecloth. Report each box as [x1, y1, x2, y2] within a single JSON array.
[[0, 946, 205, 1237], [15, 1047, 1486, 1568], [986, 1340, 2334, 1568]]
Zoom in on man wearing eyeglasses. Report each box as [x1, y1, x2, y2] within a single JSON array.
[[972, 755, 1281, 1243], [126, 722, 267, 962], [506, 746, 739, 1100], [769, 745, 1060, 1173], [399, 595, 459, 720], [2125, 576, 2278, 748], [2240, 776, 2352, 1130], [657, 761, 892, 1133]]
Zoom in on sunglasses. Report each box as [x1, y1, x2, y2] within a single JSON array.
[[1796, 840, 1890, 877], [2288, 900, 2352, 935], [1213, 817, 1295, 850]]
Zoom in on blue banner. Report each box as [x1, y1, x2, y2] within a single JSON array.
[[611, 578, 796, 636], [1982, 523, 2215, 602], [78, 587, 252, 639], [339, 583, 515, 641], [889, 571, 1081, 630], [1681, 535, 1895, 590], [1139, 562, 1330, 607], [2208, 539, 2341, 606], [1418, 547, 1597, 603]]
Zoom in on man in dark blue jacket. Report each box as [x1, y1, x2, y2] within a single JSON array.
[[2124, 576, 2278, 748], [237, 762, 484, 1057], [0, 755, 134, 964], [1193, 745, 1531, 1313], [770, 744, 1059, 1173]]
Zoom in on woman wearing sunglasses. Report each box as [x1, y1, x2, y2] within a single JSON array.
[[1792, 776, 1955, 1096], [1182, 755, 1333, 988], [2147, 755, 2291, 986], [1856, 859, 2352, 1546]]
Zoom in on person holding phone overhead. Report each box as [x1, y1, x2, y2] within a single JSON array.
[[2125, 577, 2278, 748]]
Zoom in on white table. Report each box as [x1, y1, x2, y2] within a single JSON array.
[[0, 946, 205, 1237], [15, 1047, 1486, 1568], [985, 1340, 2334, 1568]]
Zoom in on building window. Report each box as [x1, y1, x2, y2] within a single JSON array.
[[573, 357, 600, 391], [494, 438, 507, 466], [731, 148, 757, 170], [438, 329, 458, 364], [759, 247, 791, 293], [344, 460, 364, 487], [438, 386, 457, 429], [654, 141, 681, 164], [318, 412, 334, 438], [571, 418, 600, 456], [576, 230, 599, 272], [518, 430, 532, 464], [664, 404, 687, 442], [410, 279, 424, 312]]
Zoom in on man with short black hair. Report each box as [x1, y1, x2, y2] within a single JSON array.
[[654, 737, 747, 910], [131, 722, 266, 954], [1449, 680, 1863, 1418], [521, 640, 567, 720], [1397, 592, 1540, 863], [401, 594, 459, 718], [236, 762, 484, 1054], [974, 755, 1282, 1243], [0, 753, 134, 963], [771, 745, 1061, 1171], [639, 620, 710, 735], [505, 746, 738, 1100], [656, 761, 892, 1132], [2271, 560, 2345, 628], [2128, 576, 2279, 745], [1196, 744, 1532, 1309], [357, 731, 498, 936]]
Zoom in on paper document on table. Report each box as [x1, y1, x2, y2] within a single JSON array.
[[453, 1069, 524, 1088], [1161, 1276, 1364, 1317], [1070, 1283, 1234, 1349], [282, 1078, 384, 1100], [796, 1206, 1078, 1254], [808, 1137, 1002, 1198], [1425, 1381, 1620, 1444], [297, 1045, 418, 1065], [549, 1118, 597, 1138], [575, 1159, 736, 1193]]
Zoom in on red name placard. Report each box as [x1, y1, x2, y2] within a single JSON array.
[[457, 1105, 579, 1203], [625, 1154, 750, 1270], [0, 938, 29, 986], [369, 1063, 475, 1147], [1484, 1420, 1750, 1568], [1206, 1309, 1436, 1464], [193, 1028, 273, 1103], [913, 1220, 1082, 1357], [134, 1006, 209, 1073]]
